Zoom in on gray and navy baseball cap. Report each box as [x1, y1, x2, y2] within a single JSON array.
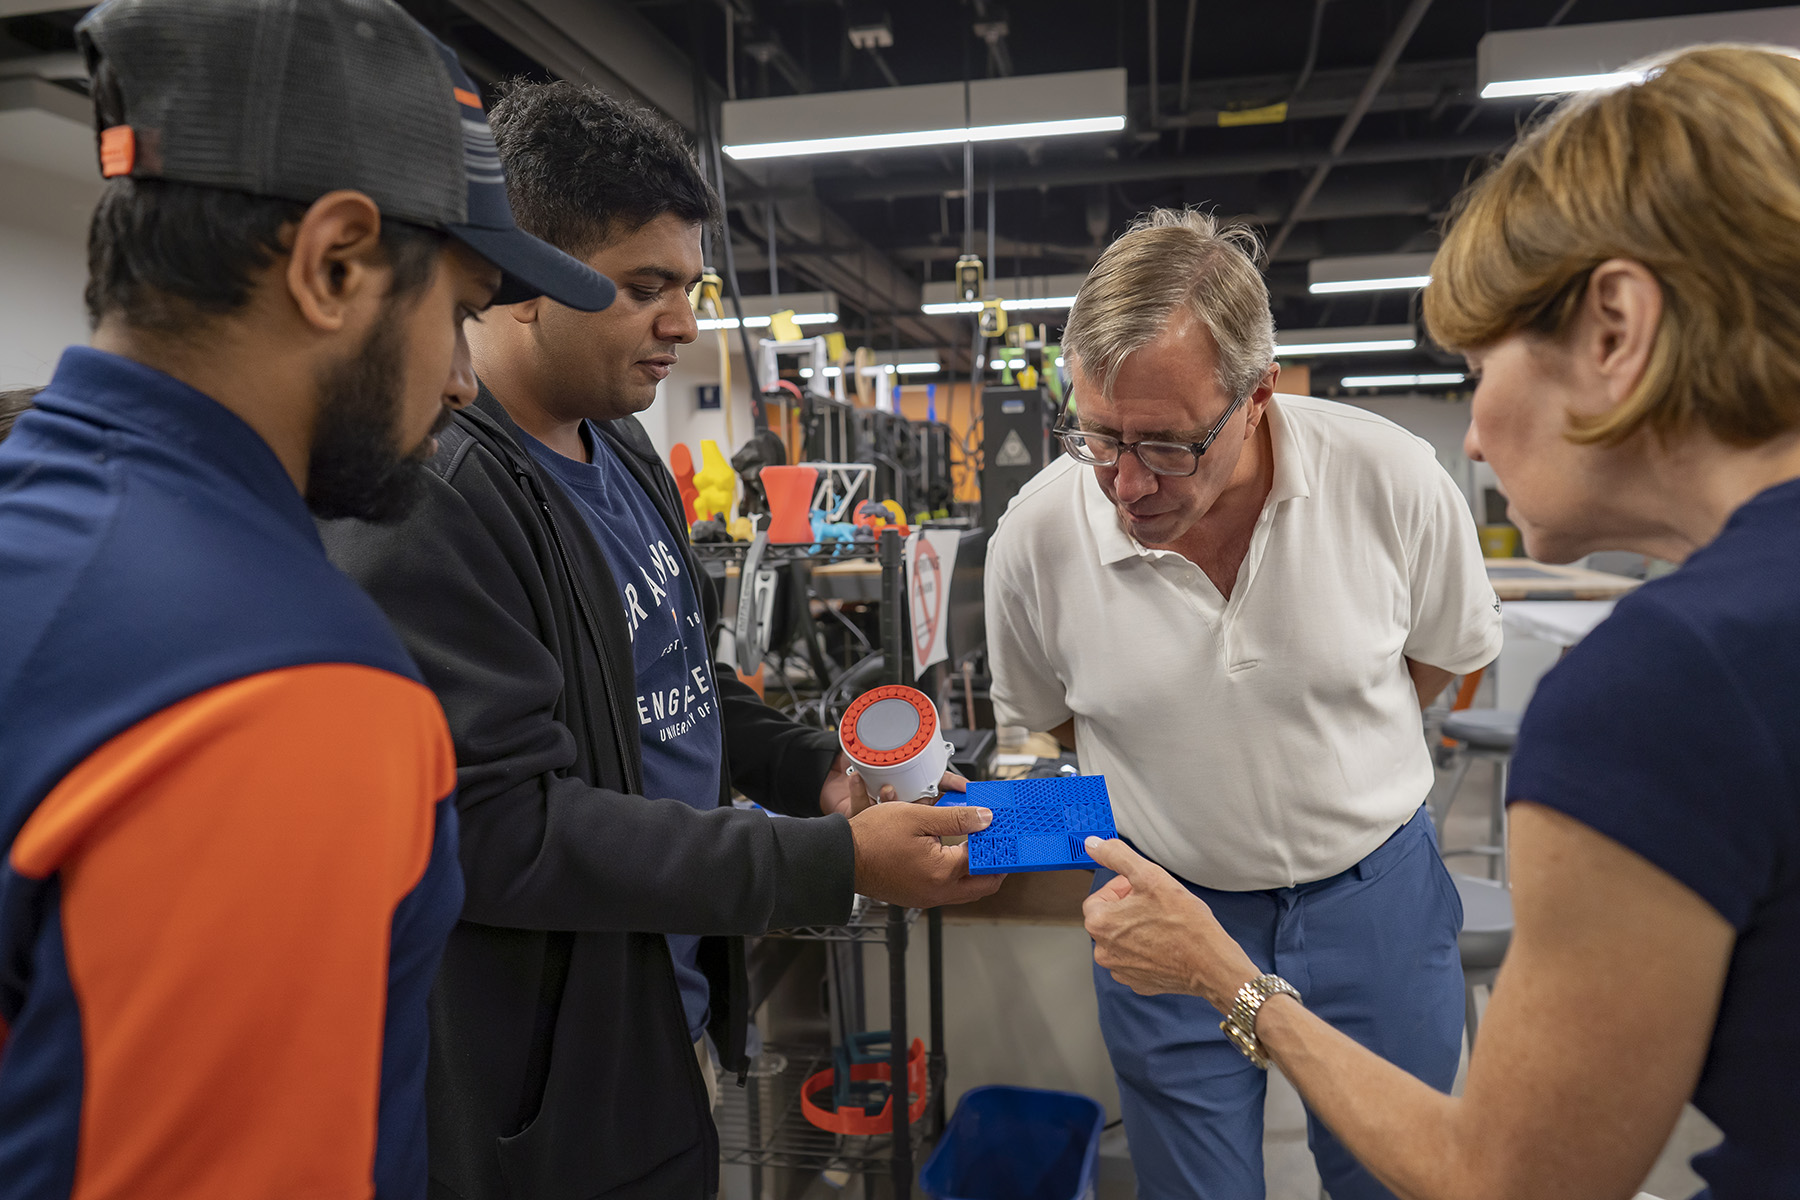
[[75, 0, 615, 311]]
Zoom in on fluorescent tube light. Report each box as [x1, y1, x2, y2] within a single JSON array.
[[1477, 10, 1800, 102], [1479, 71, 1643, 99], [696, 311, 838, 331], [725, 116, 1124, 161], [1307, 253, 1436, 296], [1309, 275, 1433, 295], [1276, 338, 1416, 357], [921, 294, 1078, 315], [1340, 373, 1467, 388], [1276, 324, 1418, 358], [894, 362, 941, 374]]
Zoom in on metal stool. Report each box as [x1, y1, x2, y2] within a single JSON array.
[[1433, 709, 1521, 881], [1453, 873, 1513, 1048]]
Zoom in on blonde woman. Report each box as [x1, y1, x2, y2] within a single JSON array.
[[1084, 45, 1800, 1200]]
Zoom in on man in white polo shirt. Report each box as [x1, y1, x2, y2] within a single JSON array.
[[986, 209, 1500, 1200]]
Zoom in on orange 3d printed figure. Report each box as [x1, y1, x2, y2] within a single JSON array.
[[668, 443, 699, 525]]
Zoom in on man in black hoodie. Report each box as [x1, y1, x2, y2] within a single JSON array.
[[321, 80, 1001, 1200]]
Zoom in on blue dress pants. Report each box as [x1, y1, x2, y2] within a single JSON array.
[[1092, 806, 1465, 1200]]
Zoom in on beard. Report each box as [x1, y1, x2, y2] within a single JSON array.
[[304, 310, 447, 523]]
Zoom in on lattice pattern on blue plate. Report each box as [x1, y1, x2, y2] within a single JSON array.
[[943, 776, 1117, 874]]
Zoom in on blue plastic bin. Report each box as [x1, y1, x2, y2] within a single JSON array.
[[920, 1086, 1105, 1200]]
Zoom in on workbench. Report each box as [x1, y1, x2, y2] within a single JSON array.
[[1486, 558, 1640, 601]]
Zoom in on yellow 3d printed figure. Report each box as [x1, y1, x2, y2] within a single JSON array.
[[693, 439, 736, 523]]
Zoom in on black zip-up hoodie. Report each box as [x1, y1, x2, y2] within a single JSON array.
[[321, 389, 854, 1200]]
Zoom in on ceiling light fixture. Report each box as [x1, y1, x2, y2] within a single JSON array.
[[1340, 373, 1467, 388], [1274, 325, 1419, 358], [1478, 8, 1800, 100], [722, 69, 1127, 162], [696, 311, 838, 331], [800, 362, 940, 379], [727, 117, 1124, 161], [1479, 71, 1643, 99], [1276, 339, 1416, 357], [920, 294, 1079, 315], [1309, 275, 1433, 295], [1307, 253, 1437, 296]]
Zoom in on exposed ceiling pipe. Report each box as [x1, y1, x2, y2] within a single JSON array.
[[804, 134, 1502, 202], [970, 0, 1014, 77], [865, 46, 901, 86], [1146, 0, 1160, 129], [443, 0, 930, 331], [1157, 83, 1465, 129], [1173, 0, 1198, 152], [736, 202, 937, 343], [741, 26, 813, 95], [1265, 0, 1437, 261], [887, 175, 1437, 261], [1287, 0, 1332, 106]]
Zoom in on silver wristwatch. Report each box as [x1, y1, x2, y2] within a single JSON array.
[[1220, 974, 1302, 1069]]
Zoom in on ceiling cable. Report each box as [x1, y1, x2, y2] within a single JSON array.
[[1266, 0, 1437, 262]]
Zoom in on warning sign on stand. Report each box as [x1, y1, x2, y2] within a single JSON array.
[[992, 429, 1032, 468], [905, 529, 962, 678]]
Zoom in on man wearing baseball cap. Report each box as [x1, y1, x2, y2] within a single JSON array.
[[0, 1, 611, 1197]]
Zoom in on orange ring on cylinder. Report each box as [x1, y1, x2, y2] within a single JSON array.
[[839, 686, 938, 767]]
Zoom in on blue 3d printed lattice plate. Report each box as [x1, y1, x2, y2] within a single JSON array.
[[941, 775, 1117, 874]]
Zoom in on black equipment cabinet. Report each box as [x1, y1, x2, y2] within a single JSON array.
[[979, 386, 1057, 530]]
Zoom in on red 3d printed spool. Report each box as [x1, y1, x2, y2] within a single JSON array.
[[759, 464, 818, 544], [838, 685, 951, 802], [799, 1038, 929, 1136]]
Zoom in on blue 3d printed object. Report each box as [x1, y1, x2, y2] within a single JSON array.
[[943, 775, 1117, 874]]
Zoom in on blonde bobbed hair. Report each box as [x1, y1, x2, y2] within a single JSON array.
[[1425, 44, 1800, 447]]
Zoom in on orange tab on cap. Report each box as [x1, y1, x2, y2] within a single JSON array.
[[452, 86, 482, 110], [99, 125, 135, 178]]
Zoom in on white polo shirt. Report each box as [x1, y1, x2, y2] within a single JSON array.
[[986, 394, 1502, 891]]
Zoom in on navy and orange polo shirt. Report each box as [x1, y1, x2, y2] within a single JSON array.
[[0, 348, 464, 1198]]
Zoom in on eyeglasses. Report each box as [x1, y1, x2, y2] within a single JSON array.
[[1054, 390, 1248, 478]]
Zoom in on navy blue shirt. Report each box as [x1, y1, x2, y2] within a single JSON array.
[[1509, 479, 1800, 1200], [522, 423, 724, 1041], [0, 349, 462, 1198]]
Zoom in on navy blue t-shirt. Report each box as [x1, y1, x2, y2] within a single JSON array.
[[1509, 478, 1800, 1200], [523, 423, 724, 1041]]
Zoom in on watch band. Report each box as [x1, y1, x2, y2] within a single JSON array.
[[1219, 974, 1301, 1069]]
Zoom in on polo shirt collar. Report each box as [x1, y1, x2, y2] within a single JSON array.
[[1082, 393, 1313, 566], [1264, 395, 1312, 505], [36, 346, 317, 541]]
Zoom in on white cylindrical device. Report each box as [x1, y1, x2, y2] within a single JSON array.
[[838, 685, 952, 803]]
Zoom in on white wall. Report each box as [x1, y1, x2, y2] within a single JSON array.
[[1337, 391, 1491, 517], [649, 326, 756, 464], [0, 159, 101, 388]]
